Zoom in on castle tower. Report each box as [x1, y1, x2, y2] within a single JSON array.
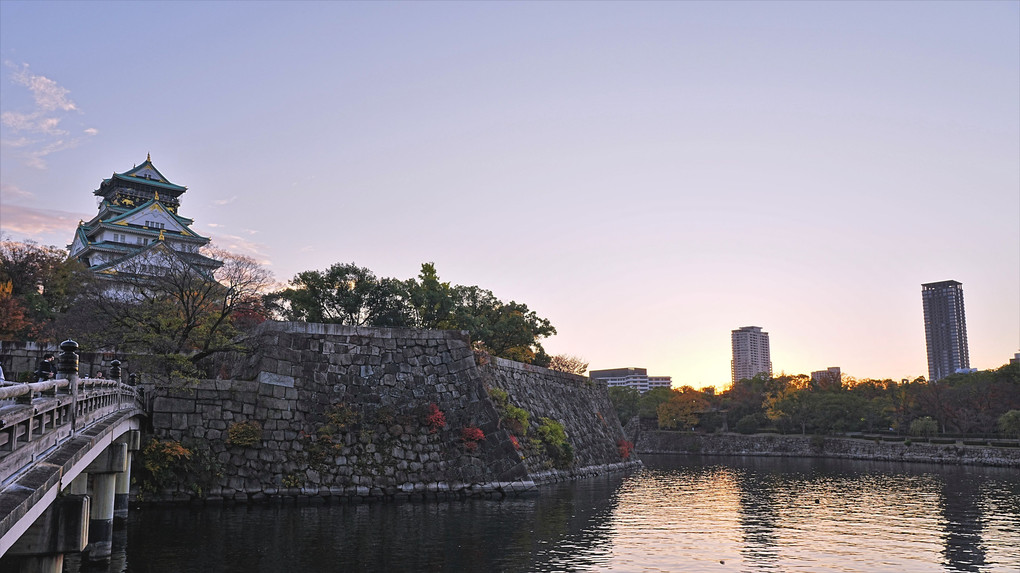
[[68, 155, 222, 282]]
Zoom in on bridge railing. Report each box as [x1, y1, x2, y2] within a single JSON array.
[[0, 341, 142, 486]]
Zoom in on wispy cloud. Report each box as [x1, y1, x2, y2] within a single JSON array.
[[0, 203, 90, 237], [15, 66, 78, 112], [0, 62, 97, 169], [212, 196, 238, 206], [202, 225, 271, 264], [0, 182, 34, 201]]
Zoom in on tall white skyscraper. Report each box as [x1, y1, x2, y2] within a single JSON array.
[[731, 326, 772, 384], [922, 280, 970, 382]]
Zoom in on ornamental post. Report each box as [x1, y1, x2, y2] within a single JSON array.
[[58, 339, 79, 432]]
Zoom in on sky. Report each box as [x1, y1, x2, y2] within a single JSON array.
[[1, 1, 1017, 389]]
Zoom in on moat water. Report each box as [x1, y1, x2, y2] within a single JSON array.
[[65, 455, 1020, 572]]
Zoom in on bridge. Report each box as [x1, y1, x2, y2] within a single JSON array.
[[0, 340, 145, 573]]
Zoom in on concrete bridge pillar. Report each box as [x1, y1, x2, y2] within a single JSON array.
[[2, 495, 89, 573], [113, 430, 140, 525], [81, 442, 127, 564]]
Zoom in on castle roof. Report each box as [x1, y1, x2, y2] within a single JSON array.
[[90, 238, 222, 279], [95, 154, 187, 198], [101, 197, 207, 240]]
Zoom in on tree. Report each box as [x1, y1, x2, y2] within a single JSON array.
[[910, 416, 939, 438], [548, 354, 588, 375], [86, 246, 274, 384], [269, 262, 409, 327], [608, 386, 641, 425], [403, 264, 555, 365], [0, 238, 87, 341], [638, 387, 673, 420], [269, 261, 557, 366], [449, 284, 555, 365], [0, 280, 34, 340], [657, 387, 709, 430], [404, 263, 456, 330], [998, 410, 1020, 438], [721, 372, 770, 430]]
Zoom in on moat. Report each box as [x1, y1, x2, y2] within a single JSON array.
[[64, 454, 1020, 572]]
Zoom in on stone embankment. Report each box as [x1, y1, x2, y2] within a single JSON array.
[[143, 322, 638, 503], [637, 431, 1020, 468]]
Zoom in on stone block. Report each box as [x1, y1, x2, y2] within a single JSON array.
[[170, 413, 190, 430], [154, 397, 196, 413], [151, 412, 171, 429], [259, 370, 295, 388]]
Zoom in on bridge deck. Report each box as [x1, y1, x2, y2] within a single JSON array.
[[0, 384, 144, 555]]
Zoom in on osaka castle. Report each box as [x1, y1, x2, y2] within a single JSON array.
[[68, 155, 222, 281]]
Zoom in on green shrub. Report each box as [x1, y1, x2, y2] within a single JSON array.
[[735, 414, 760, 434], [998, 410, 1020, 439], [136, 438, 221, 500], [226, 420, 263, 447], [488, 387, 509, 406], [503, 404, 530, 436], [536, 417, 573, 468], [488, 387, 530, 436], [909, 416, 938, 438]]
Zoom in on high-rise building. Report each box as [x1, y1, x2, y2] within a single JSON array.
[[922, 280, 970, 382], [588, 367, 672, 393], [731, 326, 772, 384]]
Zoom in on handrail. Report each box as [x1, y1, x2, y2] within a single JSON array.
[[0, 378, 133, 401], [0, 379, 70, 400]]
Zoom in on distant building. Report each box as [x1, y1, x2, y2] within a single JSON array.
[[589, 367, 672, 393], [731, 326, 772, 384], [921, 280, 970, 382], [68, 155, 222, 286], [811, 367, 842, 390]]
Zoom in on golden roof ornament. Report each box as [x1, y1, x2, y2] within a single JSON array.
[[158, 229, 165, 241], [154, 191, 160, 201], [147, 152, 151, 162]]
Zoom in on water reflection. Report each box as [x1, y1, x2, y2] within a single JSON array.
[[58, 456, 1020, 573], [939, 468, 986, 572], [64, 474, 624, 573], [734, 465, 780, 568]]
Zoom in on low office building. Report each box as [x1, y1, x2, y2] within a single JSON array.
[[589, 367, 672, 393]]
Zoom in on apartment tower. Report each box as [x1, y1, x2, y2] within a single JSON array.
[[921, 280, 970, 382], [731, 326, 772, 384]]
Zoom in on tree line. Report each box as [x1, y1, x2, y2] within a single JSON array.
[[265, 261, 557, 366], [609, 364, 1020, 438], [1, 239, 578, 385]]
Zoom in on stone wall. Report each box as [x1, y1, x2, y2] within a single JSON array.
[[638, 431, 1020, 468], [480, 356, 629, 481], [144, 322, 638, 502], [0, 341, 124, 381]]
